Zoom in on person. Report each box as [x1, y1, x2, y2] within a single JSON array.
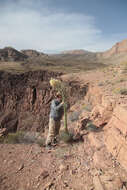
[[46, 92, 64, 148]]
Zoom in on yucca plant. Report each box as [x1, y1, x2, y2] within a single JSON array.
[[50, 78, 69, 134]]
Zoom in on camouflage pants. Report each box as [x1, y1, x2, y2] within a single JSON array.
[[46, 118, 61, 145]]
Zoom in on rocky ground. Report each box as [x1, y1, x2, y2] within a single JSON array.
[[0, 63, 127, 190], [0, 130, 127, 190]]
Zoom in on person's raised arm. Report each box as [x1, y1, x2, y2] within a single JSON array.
[[51, 100, 64, 111]]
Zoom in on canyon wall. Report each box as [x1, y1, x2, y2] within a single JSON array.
[[0, 71, 87, 133]]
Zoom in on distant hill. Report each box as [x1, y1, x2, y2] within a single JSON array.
[[0, 47, 28, 62], [21, 49, 46, 58], [61, 49, 92, 55], [96, 39, 127, 64], [0, 39, 127, 73], [60, 39, 127, 64], [0, 47, 47, 62], [61, 39, 127, 58]]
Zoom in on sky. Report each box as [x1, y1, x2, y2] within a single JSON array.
[[0, 0, 127, 53]]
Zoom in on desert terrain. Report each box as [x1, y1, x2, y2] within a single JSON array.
[[0, 39, 127, 190]]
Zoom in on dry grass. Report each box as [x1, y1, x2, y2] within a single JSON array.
[[0, 62, 26, 73], [0, 131, 45, 145], [0, 131, 25, 144]]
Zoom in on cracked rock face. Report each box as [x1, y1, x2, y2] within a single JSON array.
[[104, 105, 127, 171]]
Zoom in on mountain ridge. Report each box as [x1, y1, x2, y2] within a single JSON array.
[[60, 39, 127, 56], [0, 39, 127, 65]]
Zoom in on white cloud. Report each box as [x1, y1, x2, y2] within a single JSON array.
[[0, 1, 126, 53]]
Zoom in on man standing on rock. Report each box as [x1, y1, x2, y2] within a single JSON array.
[[46, 92, 64, 148]]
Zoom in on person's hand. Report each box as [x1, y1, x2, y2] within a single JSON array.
[[61, 101, 64, 106], [61, 102, 68, 108]]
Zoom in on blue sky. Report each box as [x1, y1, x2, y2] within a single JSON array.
[[0, 0, 127, 53]]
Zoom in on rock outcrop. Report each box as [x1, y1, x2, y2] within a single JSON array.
[[71, 80, 127, 171], [85, 85, 116, 126], [104, 105, 127, 170], [98, 39, 127, 58]]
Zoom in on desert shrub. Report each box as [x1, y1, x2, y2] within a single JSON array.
[[60, 130, 74, 143], [85, 122, 99, 131], [4, 131, 25, 144], [113, 88, 127, 95], [0, 131, 41, 144]]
